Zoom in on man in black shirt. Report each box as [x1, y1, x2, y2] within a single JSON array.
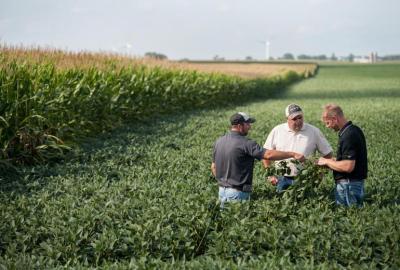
[[212, 112, 305, 206], [317, 104, 368, 206]]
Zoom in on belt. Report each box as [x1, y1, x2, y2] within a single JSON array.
[[284, 176, 295, 180], [335, 178, 364, 184], [219, 185, 252, 192], [219, 185, 242, 191], [336, 178, 350, 184]]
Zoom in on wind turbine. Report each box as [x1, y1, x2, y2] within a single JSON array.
[[115, 43, 133, 56], [258, 39, 271, 60], [265, 40, 270, 60], [125, 43, 132, 55]]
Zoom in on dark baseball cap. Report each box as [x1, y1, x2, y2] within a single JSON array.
[[230, 112, 256, 125]]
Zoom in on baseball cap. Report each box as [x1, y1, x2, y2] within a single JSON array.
[[285, 104, 303, 119], [230, 112, 256, 125]]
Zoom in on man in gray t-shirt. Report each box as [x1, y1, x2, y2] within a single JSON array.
[[212, 112, 305, 205]]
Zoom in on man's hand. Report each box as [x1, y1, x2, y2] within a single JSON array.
[[316, 157, 328, 166], [293, 153, 305, 162], [268, 176, 278, 185]]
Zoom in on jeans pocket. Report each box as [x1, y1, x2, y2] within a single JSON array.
[[335, 183, 348, 205], [225, 189, 241, 201], [349, 182, 364, 205]]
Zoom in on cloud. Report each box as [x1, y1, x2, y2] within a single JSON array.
[[305, 0, 330, 5], [71, 7, 87, 14], [216, 3, 231, 13], [0, 18, 13, 34], [137, 2, 156, 12], [296, 25, 308, 35]]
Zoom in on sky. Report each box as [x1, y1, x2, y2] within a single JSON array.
[[1, 0, 399, 60]]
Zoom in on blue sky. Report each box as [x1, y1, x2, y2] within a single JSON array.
[[1, 0, 399, 60]]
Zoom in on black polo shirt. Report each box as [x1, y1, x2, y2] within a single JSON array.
[[213, 131, 266, 191], [334, 121, 368, 181]]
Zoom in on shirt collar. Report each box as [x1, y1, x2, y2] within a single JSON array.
[[339, 121, 352, 137], [230, 130, 244, 136], [284, 123, 306, 133]]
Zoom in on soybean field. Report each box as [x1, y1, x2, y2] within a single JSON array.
[[1, 62, 400, 269]]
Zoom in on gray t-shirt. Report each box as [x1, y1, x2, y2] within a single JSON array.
[[213, 131, 266, 191]]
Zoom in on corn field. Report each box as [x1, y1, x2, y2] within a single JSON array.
[[0, 46, 314, 164]]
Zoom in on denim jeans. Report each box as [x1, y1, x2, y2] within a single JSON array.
[[277, 176, 295, 192], [218, 186, 250, 208], [335, 180, 364, 207]]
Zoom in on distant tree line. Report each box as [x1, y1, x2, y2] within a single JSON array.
[[213, 55, 225, 61], [279, 53, 400, 62], [145, 52, 168, 60], [281, 53, 337, 61], [144, 51, 400, 62], [381, 55, 400, 61], [297, 54, 331, 60]]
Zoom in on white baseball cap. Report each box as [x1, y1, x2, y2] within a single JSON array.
[[285, 104, 303, 119]]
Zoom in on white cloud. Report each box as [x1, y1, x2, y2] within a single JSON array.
[[216, 3, 231, 13], [295, 25, 309, 35], [305, 0, 330, 5], [71, 7, 87, 14]]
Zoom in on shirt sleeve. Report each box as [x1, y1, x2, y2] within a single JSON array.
[[315, 128, 333, 156], [341, 135, 358, 160], [263, 128, 276, 150], [246, 140, 266, 161]]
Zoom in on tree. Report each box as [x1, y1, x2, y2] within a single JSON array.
[[144, 52, 168, 60], [282, 53, 295, 60], [330, 53, 338, 61], [245, 56, 253, 61], [382, 54, 400, 61], [297, 54, 311, 60], [348, 53, 354, 62], [316, 54, 327, 60], [213, 55, 225, 61]]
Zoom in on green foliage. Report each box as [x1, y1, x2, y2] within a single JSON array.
[[0, 57, 306, 164], [265, 158, 329, 204], [282, 53, 295, 60], [0, 63, 399, 268], [144, 52, 168, 60]]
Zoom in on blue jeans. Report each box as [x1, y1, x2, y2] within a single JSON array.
[[219, 187, 250, 208], [335, 180, 364, 207], [277, 176, 295, 192]]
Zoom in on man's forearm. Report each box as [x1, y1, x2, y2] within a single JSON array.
[[264, 149, 296, 161], [211, 162, 216, 176], [318, 158, 355, 173]]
